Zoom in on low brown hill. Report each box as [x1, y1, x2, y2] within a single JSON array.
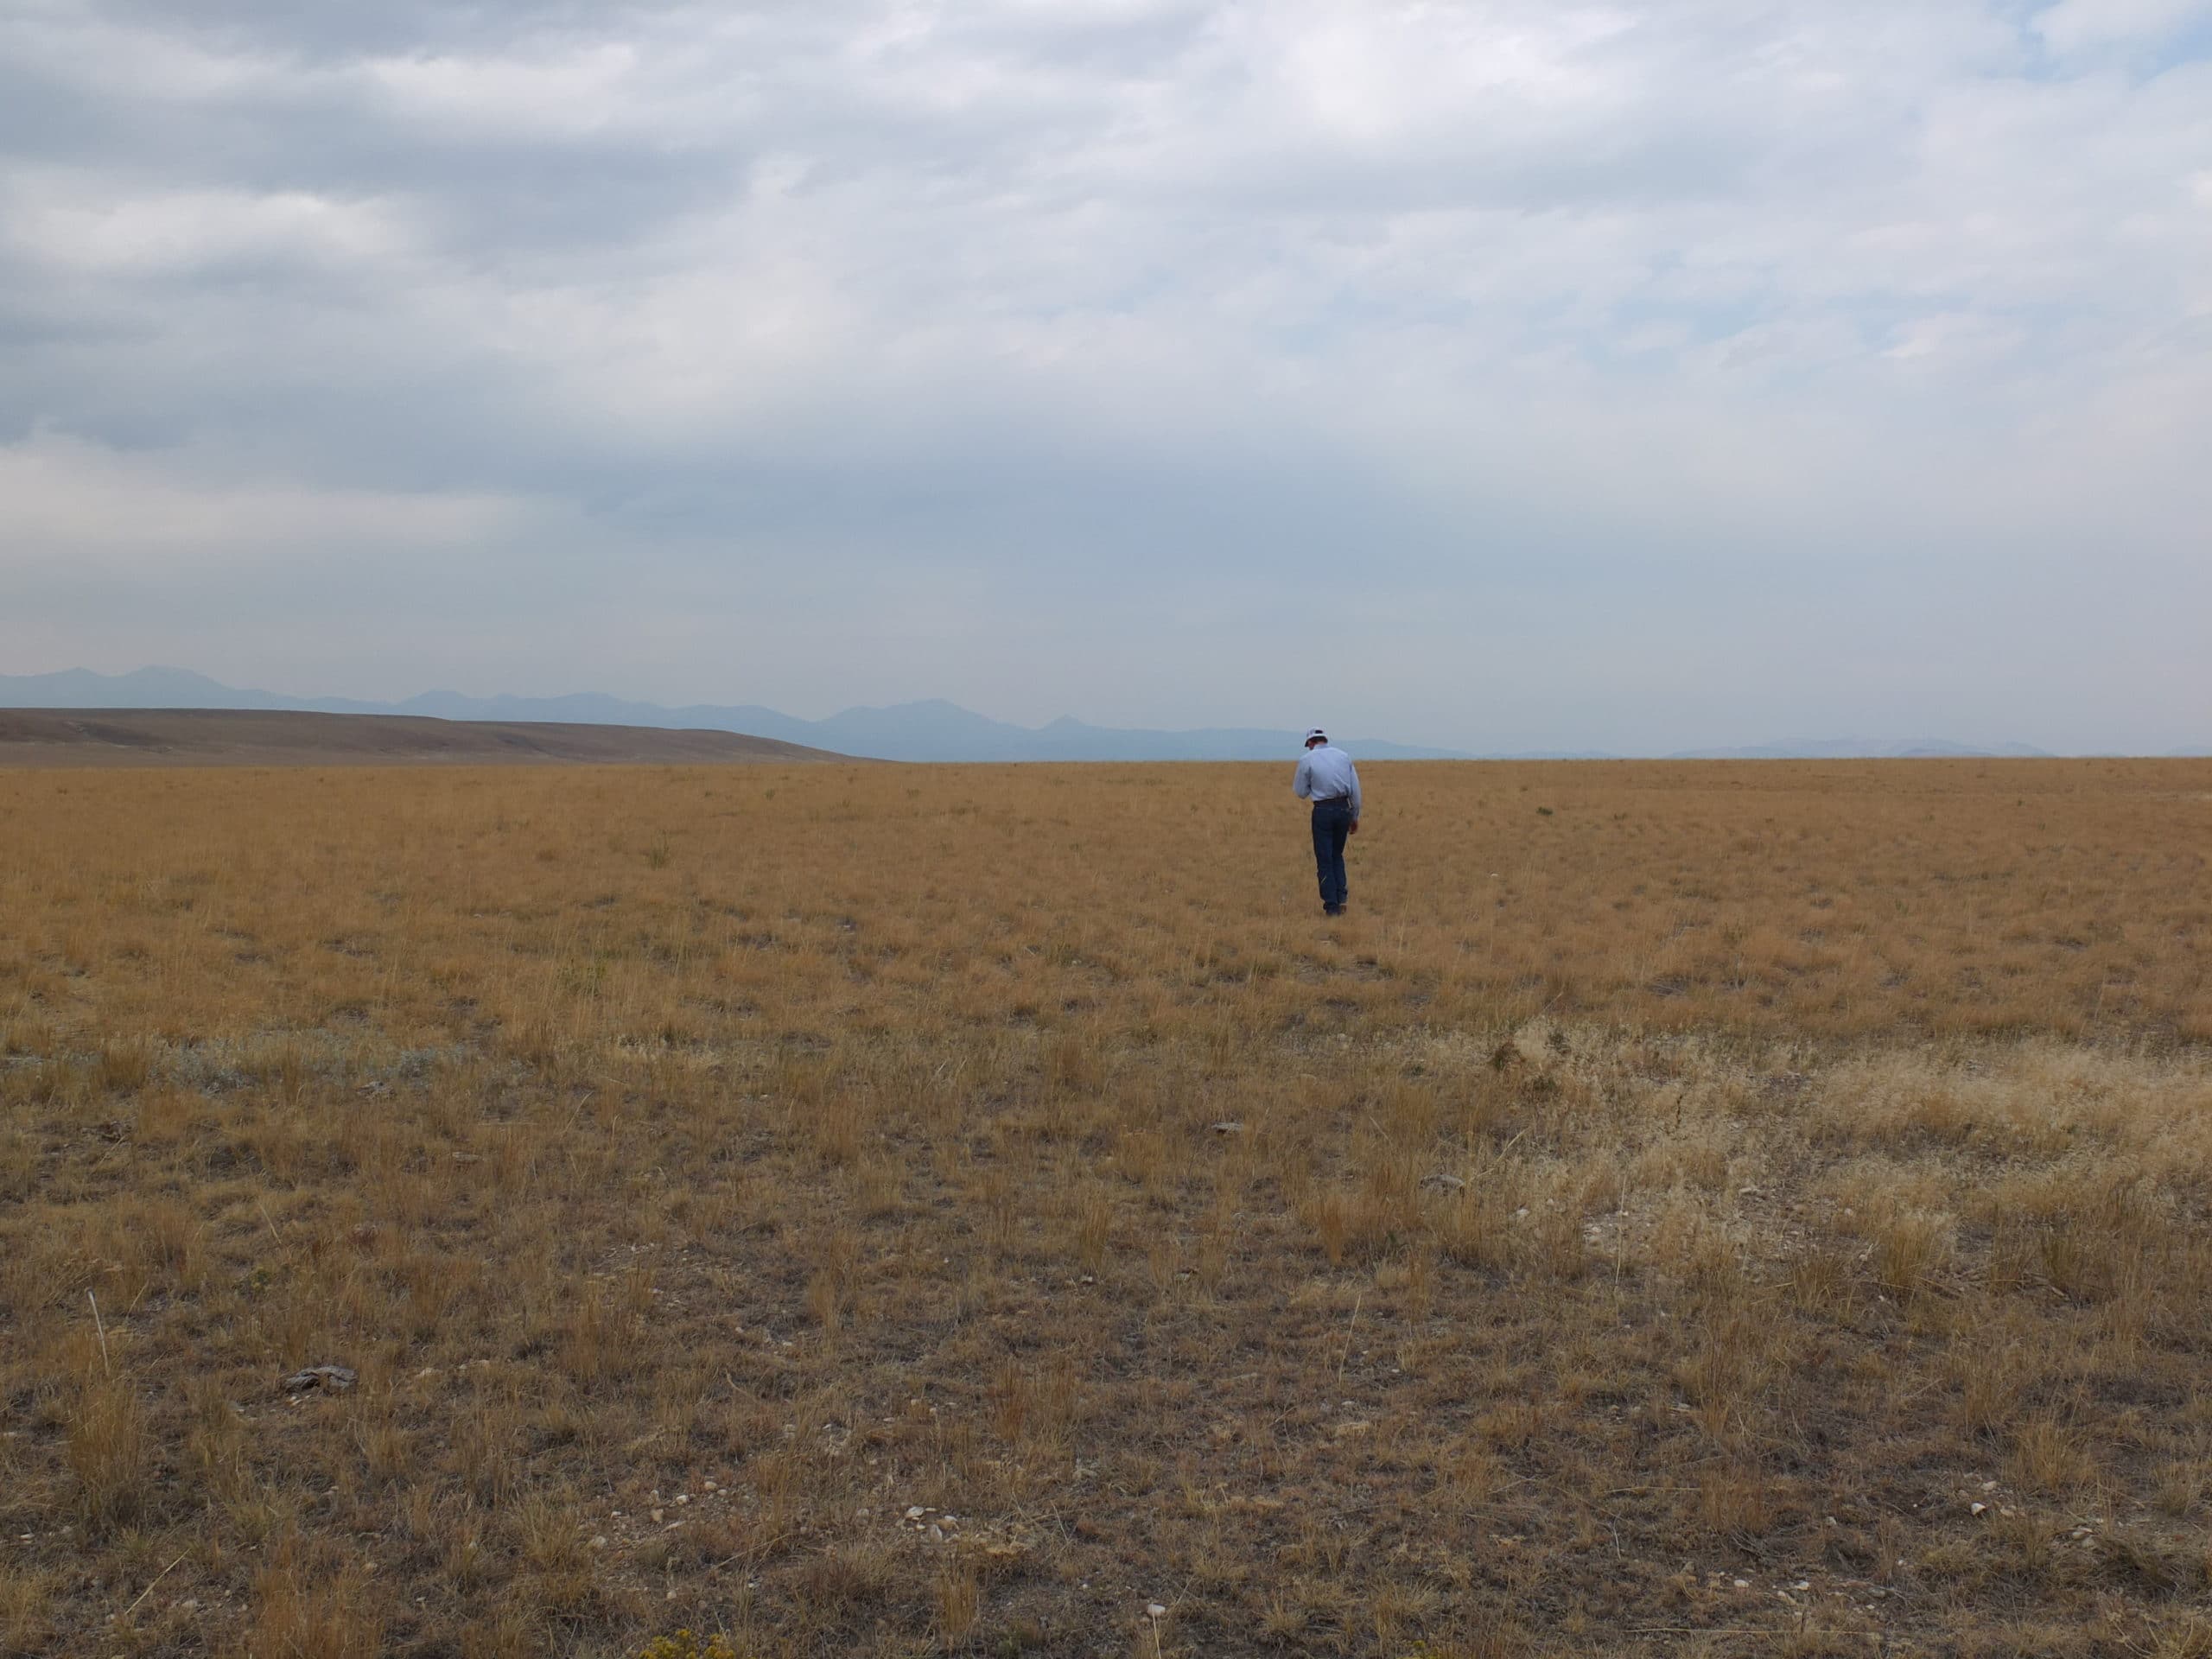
[[0, 709, 849, 766]]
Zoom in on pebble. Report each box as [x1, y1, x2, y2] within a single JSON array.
[[282, 1363, 358, 1395]]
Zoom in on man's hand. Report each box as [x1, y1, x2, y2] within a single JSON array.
[[1348, 820, 1359, 835]]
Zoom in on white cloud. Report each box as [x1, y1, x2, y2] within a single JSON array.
[[0, 1, 2206, 747], [0, 434, 532, 575], [2035, 0, 2212, 53], [2, 169, 415, 274], [359, 44, 649, 137], [2, 5, 285, 105]]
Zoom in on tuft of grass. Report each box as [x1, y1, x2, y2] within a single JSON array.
[[639, 1632, 743, 1659], [247, 1551, 381, 1659], [67, 1372, 147, 1531], [932, 1558, 979, 1651], [1872, 1209, 1954, 1300], [2012, 1413, 2097, 1497]]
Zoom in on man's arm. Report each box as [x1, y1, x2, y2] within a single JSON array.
[[1293, 756, 1314, 800], [1348, 763, 1363, 823]]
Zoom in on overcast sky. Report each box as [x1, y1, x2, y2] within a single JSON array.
[[3, 1, 2208, 752]]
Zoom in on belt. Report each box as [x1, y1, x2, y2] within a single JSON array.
[[1313, 795, 1351, 804]]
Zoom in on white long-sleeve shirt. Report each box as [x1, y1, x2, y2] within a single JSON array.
[[1293, 744, 1362, 817]]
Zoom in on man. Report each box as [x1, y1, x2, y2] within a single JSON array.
[[1293, 728, 1362, 917]]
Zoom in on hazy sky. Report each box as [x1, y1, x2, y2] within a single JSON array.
[[3, 1, 2208, 752]]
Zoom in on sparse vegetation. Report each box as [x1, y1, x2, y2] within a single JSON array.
[[1, 759, 2208, 1656]]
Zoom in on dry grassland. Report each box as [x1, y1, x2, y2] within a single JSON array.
[[3, 759, 2209, 1659]]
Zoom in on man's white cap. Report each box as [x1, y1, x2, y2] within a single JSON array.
[[1304, 728, 1327, 744]]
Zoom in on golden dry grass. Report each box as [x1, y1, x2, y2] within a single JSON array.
[[1, 759, 2209, 1658]]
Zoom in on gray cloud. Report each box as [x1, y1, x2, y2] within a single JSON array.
[[1, 0, 2208, 749]]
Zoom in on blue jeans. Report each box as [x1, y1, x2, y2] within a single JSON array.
[[1310, 798, 1353, 910]]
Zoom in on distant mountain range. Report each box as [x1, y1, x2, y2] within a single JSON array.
[[0, 708, 837, 767], [5, 669, 2200, 761], [1662, 738, 2056, 760], [0, 668, 1465, 761]]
